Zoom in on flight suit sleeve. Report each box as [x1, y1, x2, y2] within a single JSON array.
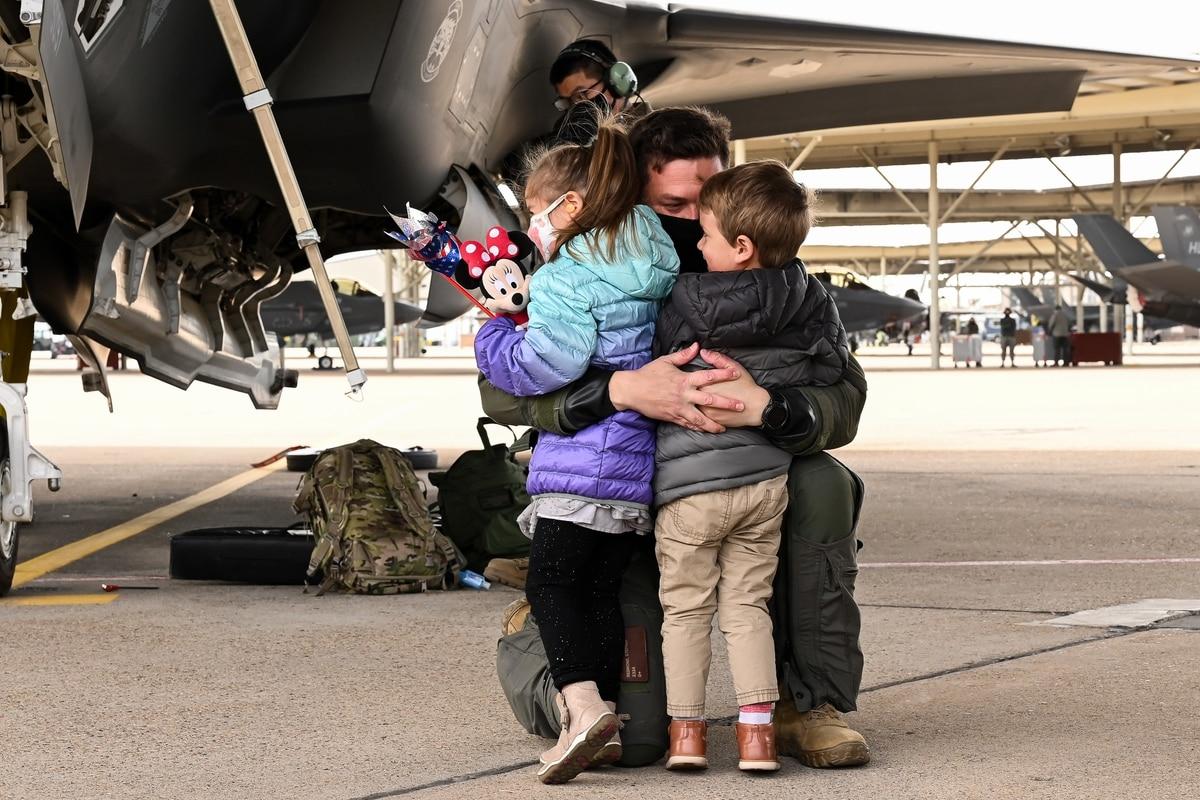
[[767, 354, 868, 456], [477, 374, 571, 435]]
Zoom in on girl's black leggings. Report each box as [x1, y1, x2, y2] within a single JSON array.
[[525, 518, 638, 702]]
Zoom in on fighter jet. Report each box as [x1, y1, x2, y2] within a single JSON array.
[[1071, 206, 1200, 330], [813, 272, 926, 333], [260, 282, 423, 341], [1, 0, 1196, 412]]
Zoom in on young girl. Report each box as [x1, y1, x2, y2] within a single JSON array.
[[473, 120, 678, 785]]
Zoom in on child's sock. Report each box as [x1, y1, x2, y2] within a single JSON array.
[[738, 702, 774, 725]]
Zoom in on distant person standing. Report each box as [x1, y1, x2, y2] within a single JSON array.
[[1046, 305, 1072, 366], [998, 307, 1017, 367]]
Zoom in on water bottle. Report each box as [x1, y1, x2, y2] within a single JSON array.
[[460, 570, 491, 590]]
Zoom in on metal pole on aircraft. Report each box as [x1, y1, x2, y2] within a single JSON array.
[[383, 250, 396, 374], [928, 141, 941, 369], [206, 0, 365, 395]]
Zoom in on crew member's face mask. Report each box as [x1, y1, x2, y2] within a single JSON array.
[[656, 212, 707, 274], [527, 193, 568, 262]]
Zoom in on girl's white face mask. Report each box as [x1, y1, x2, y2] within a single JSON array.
[[526, 193, 568, 261]]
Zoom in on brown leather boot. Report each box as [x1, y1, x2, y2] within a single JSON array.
[[665, 719, 708, 770], [776, 701, 870, 768], [736, 722, 780, 772]]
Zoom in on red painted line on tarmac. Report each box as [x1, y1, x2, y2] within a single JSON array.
[[860, 557, 1200, 568]]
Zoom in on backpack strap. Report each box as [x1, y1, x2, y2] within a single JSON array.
[[305, 445, 356, 596], [509, 428, 537, 456], [477, 416, 518, 450]]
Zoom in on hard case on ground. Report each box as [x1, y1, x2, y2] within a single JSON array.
[[1071, 332, 1123, 366]]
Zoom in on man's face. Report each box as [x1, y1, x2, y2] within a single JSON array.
[[642, 156, 724, 219], [554, 69, 612, 108]]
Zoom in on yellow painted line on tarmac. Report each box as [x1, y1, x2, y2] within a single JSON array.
[[0, 592, 119, 607], [11, 461, 286, 590]]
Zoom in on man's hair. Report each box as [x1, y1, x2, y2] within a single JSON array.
[[629, 106, 731, 179], [549, 39, 616, 87], [699, 160, 815, 268]]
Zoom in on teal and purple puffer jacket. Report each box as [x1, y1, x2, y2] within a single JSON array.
[[474, 205, 678, 509]]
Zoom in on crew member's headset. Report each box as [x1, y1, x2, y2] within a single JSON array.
[[553, 45, 639, 111]]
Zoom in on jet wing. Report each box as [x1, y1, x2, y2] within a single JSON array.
[[615, 6, 1198, 140], [1113, 260, 1200, 299]]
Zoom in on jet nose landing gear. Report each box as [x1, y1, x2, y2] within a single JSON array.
[[0, 382, 63, 596]]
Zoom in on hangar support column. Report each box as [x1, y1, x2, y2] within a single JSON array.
[[928, 141, 941, 369]]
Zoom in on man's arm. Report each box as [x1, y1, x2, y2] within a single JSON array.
[[694, 352, 867, 456], [477, 344, 745, 435], [478, 374, 572, 435], [770, 354, 867, 456]]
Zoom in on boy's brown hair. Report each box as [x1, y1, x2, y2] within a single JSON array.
[[698, 160, 815, 267]]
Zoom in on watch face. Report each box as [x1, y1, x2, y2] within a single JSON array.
[[763, 400, 788, 429]]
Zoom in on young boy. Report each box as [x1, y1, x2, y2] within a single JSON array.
[[653, 160, 849, 773]]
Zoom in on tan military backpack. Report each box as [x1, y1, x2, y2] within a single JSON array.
[[293, 439, 461, 595]]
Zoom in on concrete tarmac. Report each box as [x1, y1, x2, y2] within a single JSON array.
[[3, 360, 1198, 799]]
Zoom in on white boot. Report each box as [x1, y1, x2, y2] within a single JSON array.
[[535, 681, 617, 784], [589, 701, 623, 768]]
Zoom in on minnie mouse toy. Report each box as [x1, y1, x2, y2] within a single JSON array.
[[455, 226, 536, 328]]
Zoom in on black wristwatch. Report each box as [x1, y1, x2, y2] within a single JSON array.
[[759, 389, 790, 433]]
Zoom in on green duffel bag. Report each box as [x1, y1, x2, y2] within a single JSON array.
[[496, 540, 668, 767], [429, 418, 533, 572]]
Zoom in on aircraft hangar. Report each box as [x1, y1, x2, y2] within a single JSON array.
[[3, 4, 1199, 800]]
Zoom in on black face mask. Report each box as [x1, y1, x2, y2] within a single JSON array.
[[656, 213, 707, 274]]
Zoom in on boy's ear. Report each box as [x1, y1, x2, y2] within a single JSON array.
[[454, 259, 482, 290], [508, 230, 536, 265], [735, 234, 757, 264]]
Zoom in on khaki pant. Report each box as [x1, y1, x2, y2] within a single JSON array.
[[655, 474, 789, 716]]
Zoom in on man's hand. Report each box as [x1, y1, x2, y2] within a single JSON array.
[[696, 350, 770, 429], [609, 343, 744, 433]]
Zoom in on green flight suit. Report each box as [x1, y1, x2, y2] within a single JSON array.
[[486, 356, 868, 765]]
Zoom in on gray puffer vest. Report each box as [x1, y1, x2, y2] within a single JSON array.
[[653, 259, 849, 506]]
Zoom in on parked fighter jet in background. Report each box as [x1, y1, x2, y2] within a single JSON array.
[[813, 272, 926, 333], [1072, 206, 1200, 330], [261, 282, 422, 341]]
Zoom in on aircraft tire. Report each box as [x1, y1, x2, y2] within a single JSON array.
[[170, 527, 313, 585], [0, 519, 15, 596], [400, 447, 438, 470], [317, 355, 334, 370], [285, 450, 319, 472], [0, 445, 14, 595]]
